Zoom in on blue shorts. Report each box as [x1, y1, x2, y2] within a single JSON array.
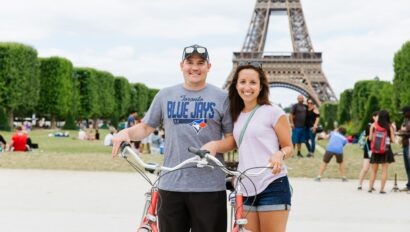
[[243, 176, 292, 212], [292, 127, 306, 144]]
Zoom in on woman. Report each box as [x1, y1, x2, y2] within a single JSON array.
[[357, 111, 378, 190], [304, 98, 320, 158], [368, 110, 395, 194], [203, 63, 293, 232]]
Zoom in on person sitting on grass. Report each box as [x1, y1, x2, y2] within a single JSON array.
[[314, 127, 348, 182], [0, 134, 7, 151], [9, 126, 28, 152]]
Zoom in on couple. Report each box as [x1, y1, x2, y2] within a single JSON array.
[[111, 44, 293, 232]]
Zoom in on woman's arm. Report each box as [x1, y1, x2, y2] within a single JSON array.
[[274, 115, 293, 160], [368, 124, 375, 141], [269, 115, 293, 174], [390, 126, 396, 144], [201, 134, 236, 155]]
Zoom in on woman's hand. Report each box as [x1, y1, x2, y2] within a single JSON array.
[[269, 150, 285, 175], [201, 141, 218, 156]]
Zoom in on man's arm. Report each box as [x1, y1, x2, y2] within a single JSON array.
[[111, 122, 155, 157]]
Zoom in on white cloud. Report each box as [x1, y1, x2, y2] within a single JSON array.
[[1, 0, 410, 106]]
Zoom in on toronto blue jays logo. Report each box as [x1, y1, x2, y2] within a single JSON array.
[[190, 118, 207, 134]]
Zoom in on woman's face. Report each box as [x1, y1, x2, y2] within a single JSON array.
[[236, 69, 261, 105]]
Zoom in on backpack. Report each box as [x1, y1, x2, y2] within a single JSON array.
[[370, 122, 388, 154], [358, 130, 367, 149]]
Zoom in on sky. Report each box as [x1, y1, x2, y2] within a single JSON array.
[[1, 0, 409, 107]]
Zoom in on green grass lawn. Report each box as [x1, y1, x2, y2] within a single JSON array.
[[0, 129, 407, 180]]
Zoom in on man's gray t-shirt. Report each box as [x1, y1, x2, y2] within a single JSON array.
[[142, 84, 233, 192], [291, 103, 307, 128]]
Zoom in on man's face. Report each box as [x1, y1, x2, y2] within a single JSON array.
[[180, 54, 211, 88], [297, 95, 304, 103]]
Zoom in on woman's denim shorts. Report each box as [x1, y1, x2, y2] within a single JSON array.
[[243, 176, 292, 212]]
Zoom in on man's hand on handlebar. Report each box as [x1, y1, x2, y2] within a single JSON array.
[[112, 130, 132, 158]]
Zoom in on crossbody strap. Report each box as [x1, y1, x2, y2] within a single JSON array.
[[238, 105, 261, 147]]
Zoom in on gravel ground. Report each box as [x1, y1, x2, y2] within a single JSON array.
[[0, 169, 409, 232]]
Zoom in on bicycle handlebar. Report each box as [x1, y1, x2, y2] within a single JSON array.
[[187, 147, 272, 178], [120, 142, 206, 173]]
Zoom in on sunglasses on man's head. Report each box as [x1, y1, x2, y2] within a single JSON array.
[[238, 61, 262, 69], [182, 45, 209, 61]]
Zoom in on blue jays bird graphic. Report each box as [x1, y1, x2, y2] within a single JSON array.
[[190, 118, 207, 134]]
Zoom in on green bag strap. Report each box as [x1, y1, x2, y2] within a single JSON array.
[[238, 105, 261, 148]]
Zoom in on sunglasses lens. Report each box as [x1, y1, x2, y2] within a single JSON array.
[[196, 47, 206, 54], [184, 47, 195, 53], [238, 61, 261, 69]]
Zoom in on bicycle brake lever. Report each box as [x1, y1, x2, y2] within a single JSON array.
[[196, 159, 214, 169]]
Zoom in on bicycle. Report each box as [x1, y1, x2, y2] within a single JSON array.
[[119, 143, 219, 232], [119, 143, 272, 232], [188, 147, 274, 232]]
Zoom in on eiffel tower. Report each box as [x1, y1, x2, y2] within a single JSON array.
[[224, 0, 337, 105]]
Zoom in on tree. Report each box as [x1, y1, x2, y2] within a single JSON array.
[[0, 43, 40, 130], [148, 88, 159, 107], [320, 103, 338, 131], [95, 70, 115, 119], [393, 41, 410, 109], [114, 76, 131, 119], [75, 68, 99, 121], [131, 83, 149, 115], [0, 107, 10, 131], [337, 89, 353, 124], [359, 95, 380, 133], [38, 57, 73, 129]]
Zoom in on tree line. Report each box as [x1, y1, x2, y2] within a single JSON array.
[[319, 41, 410, 135], [0, 42, 159, 131]]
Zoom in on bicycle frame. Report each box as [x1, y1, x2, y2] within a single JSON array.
[[120, 144, 272, 232], [138, 188, 159, 232]]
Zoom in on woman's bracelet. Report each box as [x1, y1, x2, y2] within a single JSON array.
[[280, 149, 287, 160]]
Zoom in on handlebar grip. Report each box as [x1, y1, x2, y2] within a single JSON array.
[[188, 147, 209, 158], [120, 141, 131, 152]]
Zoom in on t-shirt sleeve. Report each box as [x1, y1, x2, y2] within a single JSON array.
[[270, 105, 286, 128], [142, 91, 163, 128], [221, 96, 233, 134]]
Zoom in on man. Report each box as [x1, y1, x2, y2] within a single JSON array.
[[289, 95, 307, 158], [127, 111, 140, 149], [397, 105, 410, 193], [127, 111, 137, 128], [9, 126, 28, 152], [112, 44, 233, 232]]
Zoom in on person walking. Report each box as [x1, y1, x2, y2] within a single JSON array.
[[290, 95, 307, 158], [203, 62, 293, 232], [368, 110, 395, 194], [396, 105, 410, 193], [357, 111, 378, 190], [112, 44, 233, 232], [305, 98, 320, 158]]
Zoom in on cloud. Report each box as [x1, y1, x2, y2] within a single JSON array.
[[1, 0, 410, 106]]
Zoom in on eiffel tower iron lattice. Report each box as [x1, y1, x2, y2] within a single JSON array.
[[224, 0, 337, 105]]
